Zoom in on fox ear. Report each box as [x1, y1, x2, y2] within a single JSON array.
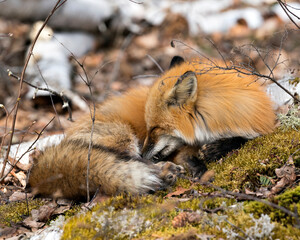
[[167, 71, 197, 106], [169, 56, 184, 69]]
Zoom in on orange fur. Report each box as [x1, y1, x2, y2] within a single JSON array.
[[28, 57, 276, 199], [28, 87, 184, 199], [142, 59, 276, 159]]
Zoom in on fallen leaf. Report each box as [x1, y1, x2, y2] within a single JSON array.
[[0, 226, 17, 238], [8, 156, 32, 171], [245, 188, 255, 195], [9, 191, 33, 202], [165, 186, 192, 198], [23, 217, 45, 229], [14, 171, 27, 188], [271, 160, 296, 195], [256, 187, 271, 198], [31, 202, 57, 222], [52, 205, 70, 215]]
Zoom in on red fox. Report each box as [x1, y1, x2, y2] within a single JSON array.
[[28, 56, 276, 199], [142, 56, 276, 161], [28, 86, 185, 199]]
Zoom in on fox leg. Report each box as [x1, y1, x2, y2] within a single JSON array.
[[172, 137, 248, 177], [172, 146, 207, 178], [155, 161, 185, 187]]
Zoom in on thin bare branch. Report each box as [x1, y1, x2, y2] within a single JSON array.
[[201, 182, 300, 228], [277, 0, 300, 29], [0, 0, 68, 180], [7, 69, 72, 121], [146, 54, 164, 73]]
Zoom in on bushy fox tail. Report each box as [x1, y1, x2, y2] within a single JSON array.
[[28, 137, 183, 199]]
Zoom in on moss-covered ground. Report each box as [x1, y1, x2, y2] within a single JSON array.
[[60, 128, 300, 239], [2, 126, 300, 239], [0, 198, 45, 226]]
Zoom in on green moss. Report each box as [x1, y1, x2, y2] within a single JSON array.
[[208, 129, 300, 191], [62, 194, 169, 240], [61, 192, 300, 239], [245, 184, 300, 226], [61, 127, 300, 239], [64, 204, 82, 219], [0, 199, 45, 226]]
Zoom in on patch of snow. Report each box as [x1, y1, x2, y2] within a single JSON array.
[[0, 134, 65, 175], [172, 5, 263, 35], [30, 215, 65, 240], [266, 76, 300, 109]]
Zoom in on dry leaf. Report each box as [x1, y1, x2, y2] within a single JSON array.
[[8, 156, 32, 171], [165, 186, 192, 198], [271, 160, 296, 195], [0, 226, 17, 238], [245, 188, 255, 195], [52, 205, 71, 215], [31, 202, 57, 222], [9, 191, 33, 202], [23, 217, 45, 229], [14, 171, 27, 188]]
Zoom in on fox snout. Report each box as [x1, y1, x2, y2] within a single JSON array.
[[142, 134, 183, 162]]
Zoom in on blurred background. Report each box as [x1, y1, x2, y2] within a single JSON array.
[[0, 0, 299, 143]]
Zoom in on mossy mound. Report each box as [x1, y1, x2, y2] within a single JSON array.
[[61, 127, 300, 239], [208, 129, 300, 191], [0, 198, 45, 226], [61, 193, 300, 239], [245, 185, 300, 226]]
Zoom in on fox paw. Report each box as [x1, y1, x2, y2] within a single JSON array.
[[155, 161, 185, 186]]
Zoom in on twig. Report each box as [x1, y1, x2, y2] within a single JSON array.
[[11, 121, 36, 163], [146, 54, 164, 73], [0, 0, 67, 180], [201, 182, 300, 229], [52, 32, 102, 202], [205, 37, 228, 68], [7, 69, 72, 121], [190, 37, 299, 103], [64, 47, 96, 203], [0, 105, 9, 156], [277, 0, 300, 29], [128, 0, 143, 4], [132, 74, 159, 80], [224, 219, 248, 240], [31, 55, 70, 124], [86, 104, 95, 203], [199, 195, 228, 213], [171, 39, 217, 67]]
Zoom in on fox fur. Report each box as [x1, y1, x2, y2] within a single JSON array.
[[28, 56, 276, 199], [28, 87, 184, 199], [142, 57, 276, 160]]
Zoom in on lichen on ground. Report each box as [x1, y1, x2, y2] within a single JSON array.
[[3, 126, 300, 239], [60, 126, 300, 239]]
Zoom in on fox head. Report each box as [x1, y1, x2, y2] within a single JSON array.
[[142, 56, 199, 161]]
